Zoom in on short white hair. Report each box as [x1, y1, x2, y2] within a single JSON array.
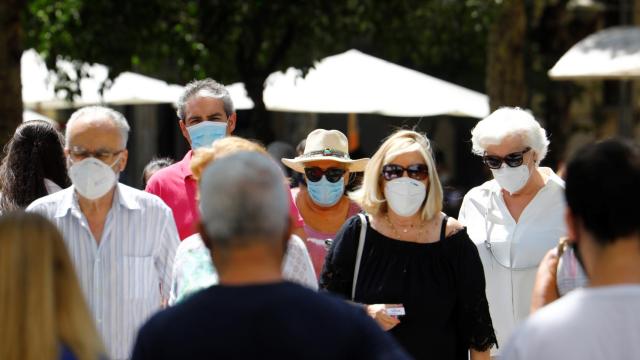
[[66, 106, 130, 148], [471, 107, 550, 162], [199, 151, 288, 248]]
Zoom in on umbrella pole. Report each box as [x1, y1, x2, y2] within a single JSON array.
[[347, 113, 360, 153]]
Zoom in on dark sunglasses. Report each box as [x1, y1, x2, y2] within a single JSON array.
[[381, 164, 429, 181], [304, 167, 346, 183], [482, 147, 531, 169]]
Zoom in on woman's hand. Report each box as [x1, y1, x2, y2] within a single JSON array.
[[366, 304, 402, 331]]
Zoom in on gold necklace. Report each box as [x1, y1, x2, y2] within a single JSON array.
[[385, 213, 427, 240]]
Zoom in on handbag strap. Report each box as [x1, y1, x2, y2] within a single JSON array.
[[351, 213, 368, 301]]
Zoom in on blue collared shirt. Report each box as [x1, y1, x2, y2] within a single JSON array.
[[28, 183, 179, 360]]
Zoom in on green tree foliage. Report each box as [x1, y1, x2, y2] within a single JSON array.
[[23, 0, 497, 140]]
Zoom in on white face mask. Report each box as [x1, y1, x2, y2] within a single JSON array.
[[384, 177, 427, 217], [69, 157, 119, 200], [491, 164, 531, 195]]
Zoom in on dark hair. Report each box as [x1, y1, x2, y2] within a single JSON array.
[[565, 138, 640, 245], [0, 121, 70, 212], [142, 157, 175, 188]]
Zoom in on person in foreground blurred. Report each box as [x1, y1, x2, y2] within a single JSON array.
[[458, 107, 566, 352], [0, 120, 69, 213], [282, 129, 368, 277], [321, 130, 496, 360], [502, 138, 640, 360], [132, 152, 410, 360], [27, 106, 179, 359], [0, 212, 104, 360], [169, 136, 317, 305]]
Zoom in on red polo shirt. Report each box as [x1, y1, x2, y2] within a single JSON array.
[[146, 151, 199, 240]]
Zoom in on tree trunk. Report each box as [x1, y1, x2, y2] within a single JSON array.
[[242, 75, 275, 144], [486, 0, 527, 111], [0, 0, 24, 146]]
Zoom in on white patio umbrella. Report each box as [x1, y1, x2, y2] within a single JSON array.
[[263, 49, 489, 118], [21, 49, 254, 110], [548, 26, 640, 80], [22, 110, 56, 124]]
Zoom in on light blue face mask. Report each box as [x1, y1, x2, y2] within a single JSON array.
[[307, 175, 345, 207], [187, 121, 227, 149]]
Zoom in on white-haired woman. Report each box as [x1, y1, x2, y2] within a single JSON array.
[[458, 107, 567, 355], [321, 130, 496, 360]]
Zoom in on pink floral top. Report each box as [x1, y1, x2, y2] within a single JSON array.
[[291, 188, 361, 278]]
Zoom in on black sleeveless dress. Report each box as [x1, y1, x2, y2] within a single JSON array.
[[320, 214, 497, 360]]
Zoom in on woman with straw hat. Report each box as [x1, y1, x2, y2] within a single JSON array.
[[282, 129, 368, 278]]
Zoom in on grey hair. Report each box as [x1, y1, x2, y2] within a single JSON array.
[[471, 107, 550, 162], [176, 78, 235, 120], [199, 151, 288, 248], [66, 106, 130, 148]]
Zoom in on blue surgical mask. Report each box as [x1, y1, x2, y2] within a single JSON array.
[[307, 175, 344, 207], [187, 121, 227, 149]]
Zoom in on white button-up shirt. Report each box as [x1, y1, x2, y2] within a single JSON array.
[[27, 184, 179, 360], [458, 169, 566, 352]]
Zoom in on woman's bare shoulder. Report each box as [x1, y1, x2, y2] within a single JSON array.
[[445, 215, 465, 237]]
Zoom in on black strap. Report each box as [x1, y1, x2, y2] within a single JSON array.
[[439, 215, 449, 241]]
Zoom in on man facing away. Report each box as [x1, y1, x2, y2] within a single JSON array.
[[502, 138, 640, 360], [145, 78, 237, 240], [28, 106, 180, 359], [131, 152, 411, 360]]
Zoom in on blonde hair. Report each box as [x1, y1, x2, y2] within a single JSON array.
[[351, 130, 443, 220], [191, 136, 267, 182], [0, 212, 104, 360]]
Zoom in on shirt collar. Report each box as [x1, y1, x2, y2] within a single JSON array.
[[179, 150, 194, 180], [114, 183, 141, 210], [54, 183, 140, 218], [54, 187, 77, 218]]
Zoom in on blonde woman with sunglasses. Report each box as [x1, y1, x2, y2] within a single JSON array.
[[321, 130, 496, 360], [458, 107, 567, 357]]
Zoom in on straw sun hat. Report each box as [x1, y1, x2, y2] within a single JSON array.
[[282, 129, 369, 173]]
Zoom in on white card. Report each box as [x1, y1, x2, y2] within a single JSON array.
[[386, 306, 405, 316]]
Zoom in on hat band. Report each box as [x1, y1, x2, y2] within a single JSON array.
[[302, 148, 350, 159]]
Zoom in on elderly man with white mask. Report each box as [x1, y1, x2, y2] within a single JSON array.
[[458, 107, 567, 355], [27, 106, 180, 360]]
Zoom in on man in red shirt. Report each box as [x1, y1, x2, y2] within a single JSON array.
[[146, 79, 237, 239]]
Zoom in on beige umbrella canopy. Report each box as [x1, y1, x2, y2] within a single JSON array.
[[549, 26, 640, 80]]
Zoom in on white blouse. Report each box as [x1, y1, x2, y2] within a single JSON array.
[[459, 168, 567, 352]]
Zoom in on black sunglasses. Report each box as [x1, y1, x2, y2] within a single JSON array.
[[304, 167, 346, 183], [381, 164, 429, 181], [482, 147, 531, 169]]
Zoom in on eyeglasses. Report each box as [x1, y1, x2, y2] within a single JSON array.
[[482, 147, 531, 169], [381, 164, 429, 181], [304, 167, 346, 183], [68, 146, 125, 163]]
